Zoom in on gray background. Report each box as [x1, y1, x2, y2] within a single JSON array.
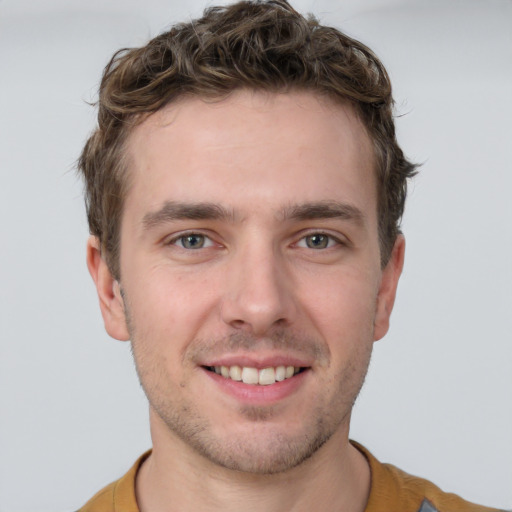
[[1, 0, 511, 510]]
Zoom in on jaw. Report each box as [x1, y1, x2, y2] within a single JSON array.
[[148, 391, 352, 477], [145, 356, 362, 477]]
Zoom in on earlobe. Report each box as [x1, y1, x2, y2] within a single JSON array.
[[86, 236, 130, 341], [373, 235, 405, 341]]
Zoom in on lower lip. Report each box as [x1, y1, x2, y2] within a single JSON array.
[[202, 368, 309, 405]]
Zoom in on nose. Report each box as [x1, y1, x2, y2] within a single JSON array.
[[220, 242, 297, 336]]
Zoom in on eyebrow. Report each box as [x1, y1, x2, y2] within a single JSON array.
[[141, 199, 365, 230], [142, 201, 236, 229], [280, 201, 365, 223]]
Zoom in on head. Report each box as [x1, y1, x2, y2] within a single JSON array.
[[78, 0, 417, 281], [80, 0, 416, 476]]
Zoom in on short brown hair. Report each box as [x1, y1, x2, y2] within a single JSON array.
[[78, 0, 417, 280]]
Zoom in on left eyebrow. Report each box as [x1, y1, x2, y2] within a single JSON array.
[[280, 201, 365, 224]]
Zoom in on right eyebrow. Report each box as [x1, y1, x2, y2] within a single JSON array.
[[141, 201, 236, 229]]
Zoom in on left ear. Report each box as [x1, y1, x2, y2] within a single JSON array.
[[374, 235, 405, 341]]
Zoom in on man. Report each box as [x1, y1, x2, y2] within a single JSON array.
[[77, 1, 503, 511]]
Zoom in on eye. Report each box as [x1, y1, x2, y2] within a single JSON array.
[[297, 233, 339, 249], [172, 233, 214, 249]]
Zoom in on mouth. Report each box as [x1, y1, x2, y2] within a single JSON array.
[[203, 365, 307, 386]]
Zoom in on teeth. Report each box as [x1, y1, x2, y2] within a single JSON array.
[[241, 367, 259, 384], [212, 365, 303, 385], [275, 365, 286, 381], [229, 365, 242, 381], [258, 367, 275, 385]]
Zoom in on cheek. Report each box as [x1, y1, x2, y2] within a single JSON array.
[[125, 265, 221, 348], [297, 266, 379, 335]]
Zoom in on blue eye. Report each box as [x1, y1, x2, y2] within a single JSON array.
[[298, 233, 338, 249], [174, 234, 213, 249]]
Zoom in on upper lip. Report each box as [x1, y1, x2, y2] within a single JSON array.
[[199, 353, 313, 370]]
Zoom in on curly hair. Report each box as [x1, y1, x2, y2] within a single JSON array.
[[78, 0, 417, 280]]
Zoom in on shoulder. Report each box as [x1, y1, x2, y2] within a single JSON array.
[[76, 451, 150, 512], [380, 462, 500, 512], [77, 481, 117, 512], [351, 441, 504, 512]]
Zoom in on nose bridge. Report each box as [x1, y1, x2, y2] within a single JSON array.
[[221, 234, 295, 334]]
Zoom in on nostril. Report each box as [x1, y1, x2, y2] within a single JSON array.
[[220, 279, 297, 335]]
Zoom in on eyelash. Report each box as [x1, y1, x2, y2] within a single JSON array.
[[295, 232, 344, 250], [166, 231, 344, 251], [167, 232, 215, 250]]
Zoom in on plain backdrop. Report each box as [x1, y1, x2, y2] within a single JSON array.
[[1, 0, 511, 510]]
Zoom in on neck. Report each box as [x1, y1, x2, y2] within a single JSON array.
[[136, 417, 370, 512]]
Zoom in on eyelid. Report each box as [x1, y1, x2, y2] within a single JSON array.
[[295, 230, 347, 249], [165, 230, 216, 249]]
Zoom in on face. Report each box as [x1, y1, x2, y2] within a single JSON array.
[[88, 91, 404, 474]]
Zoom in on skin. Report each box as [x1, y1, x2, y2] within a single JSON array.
[[88, 90, 405, 512]]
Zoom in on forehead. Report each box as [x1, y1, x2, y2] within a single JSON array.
[[124, 90, 376, 223]]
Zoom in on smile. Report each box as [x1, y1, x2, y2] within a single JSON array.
[[205, 365, 303, 385]]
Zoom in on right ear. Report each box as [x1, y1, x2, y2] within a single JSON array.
[[86, 236, 130, 341]]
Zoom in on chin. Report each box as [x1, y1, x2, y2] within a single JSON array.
[[165, 406, 343, 475], [195, 430, 332, 474]]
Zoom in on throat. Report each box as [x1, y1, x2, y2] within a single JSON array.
[[136, 437, 369, 512]]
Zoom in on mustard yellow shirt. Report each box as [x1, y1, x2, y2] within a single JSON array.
[[78, 443, 504, 512]]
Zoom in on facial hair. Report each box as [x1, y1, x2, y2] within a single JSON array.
[[124, 295, 374, 475]]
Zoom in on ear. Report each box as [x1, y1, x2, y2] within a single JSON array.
[[86, 236, 130, 341], [373, 235, 405, 341]]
